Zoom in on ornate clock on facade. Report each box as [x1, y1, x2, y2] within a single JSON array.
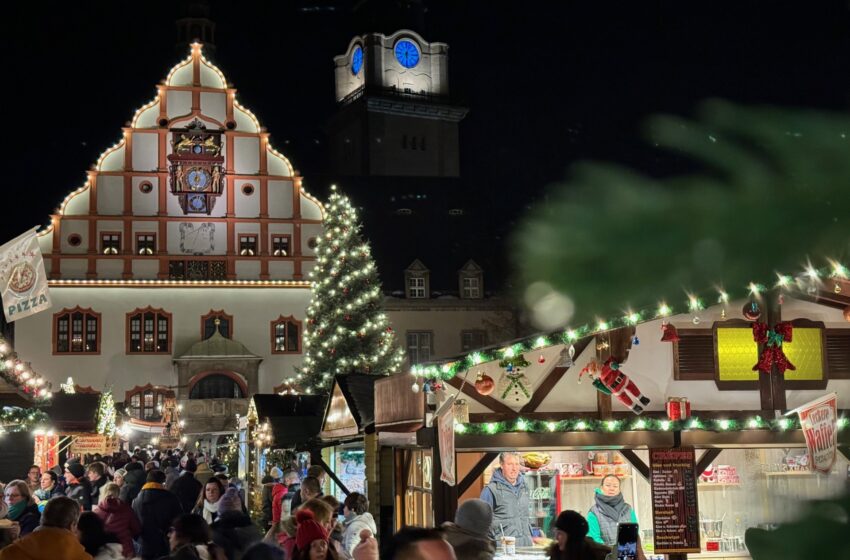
[[167, 119, 224, 215], [394, 40, 420, 68]]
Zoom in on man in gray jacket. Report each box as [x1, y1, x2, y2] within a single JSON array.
[[480, 451, 532, 547]]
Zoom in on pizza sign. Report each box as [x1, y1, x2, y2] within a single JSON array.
[[0, 228, 51, 322]]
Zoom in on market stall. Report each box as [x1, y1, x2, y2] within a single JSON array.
[[401, 292, 850, 559]]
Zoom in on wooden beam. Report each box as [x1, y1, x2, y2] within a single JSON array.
[[457, 451, 499, 495], [618, 449, 649, 480], [468, 408, 823, 423], [310, 450, 351, 496], [447, 376, 517, 416], [521, 338, 592, 414], [695, 449, 722, 475]]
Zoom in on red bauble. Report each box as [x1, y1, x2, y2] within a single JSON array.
[[474, 372, 495, 396], [660, 323, 680, 342], [538, 355, 546, 364], [743, 301, 762, 322], [844, 305, 850, 323]]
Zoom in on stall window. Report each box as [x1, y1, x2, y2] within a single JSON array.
[[271, 316, 301, 354], [396, 449, 433, 530], [54, 307, 100, 354], [127, 307, 171, 354]]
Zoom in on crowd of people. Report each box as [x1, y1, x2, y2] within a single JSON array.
[[0, 448, 642, 560]]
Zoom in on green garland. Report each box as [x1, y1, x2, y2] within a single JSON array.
[[453, 415, 850, 435], [0, 406, 50, 432]]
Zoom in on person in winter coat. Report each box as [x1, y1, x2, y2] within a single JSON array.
[[289, 466, 324, 513], [163, 513, 226, 560], [164, 458, 181, 489], [341, 493, 377, 558], [480, 451, 532, 546], [260, 475, 276, 530], [66, 462, 94, 512], [3, 480, 41, 536], [25, 465, 41, 494], [77, 511, 125, 560], [87, 462, 110, 507], [276, 498, 335, 560], [441, 498, 496, 560], [119, 462, 145, 505], [35, 470, 65, 503], [133, 469, 184, 560], [194, 477, 227, 525], [280, 471, 300, 519], [292, 509, 339, 560], [95, 482, 142, 558], [549, 510, 613, 560], [586, 475, 637, 546], [112, 468, 127, 490], [211, 488, 263, 560], [171, 459, 203, 514], [0, 496, 93, 560]]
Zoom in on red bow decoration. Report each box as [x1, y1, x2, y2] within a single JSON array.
[[752, 322, 796, 375]]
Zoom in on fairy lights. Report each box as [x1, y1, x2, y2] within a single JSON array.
[[0, 336, 52, 402]]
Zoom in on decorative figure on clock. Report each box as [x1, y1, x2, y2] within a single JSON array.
[[168, 119, 224, 215]]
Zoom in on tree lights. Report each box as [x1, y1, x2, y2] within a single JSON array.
[[295, 187, 405, 394], [96, 391, 117, 437]]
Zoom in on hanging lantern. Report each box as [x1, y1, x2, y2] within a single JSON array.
[[474, 372, 495, 396], [411, 382, 420, 394], [742, 300, 762, 322], [453, 398, 470, 424], [660, 323, 680, 342], [666, 397, 691, 421]]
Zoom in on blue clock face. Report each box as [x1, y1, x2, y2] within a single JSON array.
[[394, 40, 419, 69], [188, 194, 207, 212], [351, 46, 363, 75], [187, 168, 210, 191]]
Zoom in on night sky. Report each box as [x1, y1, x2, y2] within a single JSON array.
[[4, 0, 850, 244]]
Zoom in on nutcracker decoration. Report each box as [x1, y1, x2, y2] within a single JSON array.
[[579, 358, 650, 415], [752, 322, 796, 375]]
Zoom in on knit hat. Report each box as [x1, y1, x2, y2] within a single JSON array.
[[66, 462, 86, 479], [218, 487, 243, 514], [295, 509, 329, 551], [114, 468, 128, 479], [454, 499, 493, 538], [554, 510, 589, 540], [270, 467, 283, 480]]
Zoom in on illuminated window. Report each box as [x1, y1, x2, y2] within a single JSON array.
[[272, 235, 291, 257], [127, 308, 171, 353], [136, 233, 156, 255], [239, 235, 258, 256], [54, 307, 100, 354], [271, 316, 301, 353], [126, 385, 171, 420], [101, 233, 120, 255]]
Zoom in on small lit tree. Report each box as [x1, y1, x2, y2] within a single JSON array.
[[96, 390, 116, 437], [296, 187, 404, 393]]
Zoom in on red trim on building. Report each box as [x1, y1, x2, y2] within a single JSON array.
[[52, 306, 102, 356]]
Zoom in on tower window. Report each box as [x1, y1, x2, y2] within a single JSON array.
[[239, 235, 258, 256], [136, 233, 156, 255], [272, 235, 291, 257], [101, 233, 120, 255]]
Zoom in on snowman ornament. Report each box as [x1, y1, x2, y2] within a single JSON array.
[[496, 363, 532, 407]]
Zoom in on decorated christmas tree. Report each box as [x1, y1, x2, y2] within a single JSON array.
[[296, 186, 404, 394], [96, 390, 116, 437]]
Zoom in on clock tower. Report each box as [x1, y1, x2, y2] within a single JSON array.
[[328, 30, 468, 177]]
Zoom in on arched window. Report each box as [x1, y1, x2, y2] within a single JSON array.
[[270, 315, 301, 354], [127, 307, 171, 353], [125, 385, 173, 421], [189, 374, 245, 399], [201, 310, 233, 339], [53, 307, 100, 354]]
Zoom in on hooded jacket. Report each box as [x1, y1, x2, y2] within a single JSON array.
[[342, 512, 378, 557], [211, 510, 263, 560], [133, 483, 184, 560], [0, 526, 93, 560], [95, 496, 142, 557], [441, 522, 497, 560], [171, 471, 203, 514], [120, 466, 145, 505], [67, 479, 94, 511], [480, 468, 532, 547]]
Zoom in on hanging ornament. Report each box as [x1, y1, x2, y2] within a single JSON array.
[[538, 354, 546, 364], [422, 381, 433, 394], [742, 300, 762, 322], [496, 369, 532, 406], [474, 372, 495, 396], [692, 315, 701, 325], [578, 358, 650, 415], [720, 308, 727, 320], [778, 294, 785, 305], [632, 335, 640, 345], [752, 322, 796, 375], [453, 398, 470, 424], [411, 382, 420, 394], [569, 344, 576, 360], [835, 282, 843, 294], [666, 397, 691, 421], [660, 323, 680, 342], [844, 305, 850, 323]]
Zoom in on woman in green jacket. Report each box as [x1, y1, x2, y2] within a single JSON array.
[[587, 475, 637, 546]]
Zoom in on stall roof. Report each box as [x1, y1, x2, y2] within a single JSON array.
[[45, 392, 100, 433], [252, 394, 326, 449], [321, 374, 379, 440]]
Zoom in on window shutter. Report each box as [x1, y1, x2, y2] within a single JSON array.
[[674, 330, 715, 380], [826, 329, 850, 379]]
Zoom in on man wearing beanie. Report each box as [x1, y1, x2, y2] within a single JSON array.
[[64, 461, 92, 511], [211, 487, 263, 559], [442, 498, 496, 560], [550, 510, 612, 560]]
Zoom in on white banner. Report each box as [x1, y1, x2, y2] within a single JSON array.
[[436, 395, 456, 486], [0, 228, 51, 322], [790, 393, 838, 474]]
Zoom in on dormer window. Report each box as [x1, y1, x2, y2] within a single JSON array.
[[458, 260, 484, 299], [408, 277, 426, 298], [404, 260, 430, 299], [462, 277, 480, 299]]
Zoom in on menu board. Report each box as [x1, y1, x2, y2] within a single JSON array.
[[649, 447, 701, 554]]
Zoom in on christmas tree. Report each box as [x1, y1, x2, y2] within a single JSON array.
[[296, 187, 404, 393], [96, 390, 116, 437]]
